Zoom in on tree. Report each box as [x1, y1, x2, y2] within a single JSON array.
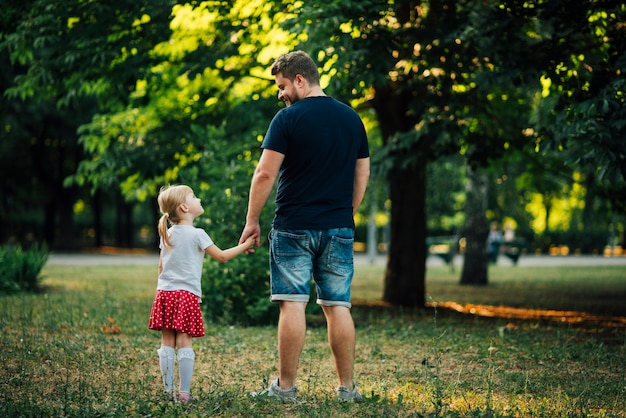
[[282, 0, 625, 299], [282, 0, 547, 300], [460, 165, 489, 284], [1, 0, 94, 248], [2, 0, 174, 248]]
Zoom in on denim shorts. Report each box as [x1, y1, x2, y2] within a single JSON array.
[[269, 228, 354, 308]]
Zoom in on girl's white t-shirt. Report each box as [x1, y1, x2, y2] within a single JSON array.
[[157, 225, 213, 299]]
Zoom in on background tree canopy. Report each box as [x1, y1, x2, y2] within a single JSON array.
[[1, 0, 624, 309]]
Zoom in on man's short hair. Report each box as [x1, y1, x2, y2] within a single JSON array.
[[271, 50, 320, 85]]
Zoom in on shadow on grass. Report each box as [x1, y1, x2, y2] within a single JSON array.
[[345, 300, 626, 345]]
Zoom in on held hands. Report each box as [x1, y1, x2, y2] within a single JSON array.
[[243, 234, 257, 253], [239, 222, 261, 254]]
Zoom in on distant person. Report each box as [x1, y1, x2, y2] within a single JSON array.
[[502, 222, 522, 264], [487, 221, 503, 263], [148, 185, 256, 402], [504, 222, 515, 243], [239, 50, 370, 402]]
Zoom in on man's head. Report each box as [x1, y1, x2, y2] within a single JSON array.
[[271, 51, 320, 85], [271, 51, 321, 106]]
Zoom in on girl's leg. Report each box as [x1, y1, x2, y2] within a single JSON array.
[[157, 329, 176, 395], [161, 328, 176, 347], [176, 333, 194, 398]]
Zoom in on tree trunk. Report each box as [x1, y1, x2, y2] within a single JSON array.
[[54, 186, 78, 250], [115, 193, 133, 248], [383, 162, 427, 306], [372, 82, 428, 307], [151, 197, 160, 249], [544, 195, 551, 235], [367, 187, 378, 264], [460, 164, 489, 285], [93, 189, 103, 247], [43, 200, 56, 247]]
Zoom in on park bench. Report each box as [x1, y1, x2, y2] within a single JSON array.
[[427, 235, 459, 267], [502, 240, 525, 264], [489, 239, 525, 265]]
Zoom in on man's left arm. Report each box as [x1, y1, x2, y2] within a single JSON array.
[[352, 157, 370, 215]]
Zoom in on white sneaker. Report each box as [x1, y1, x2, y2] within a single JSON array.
[[251, 379, 298, 401], [337, 384, 363, 402]]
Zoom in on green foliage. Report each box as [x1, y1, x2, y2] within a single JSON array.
[[533, 3, 626, 214], [201, 246, 278, 325], [68, 0, 295, 203], [3, 0, 173, 109], [283, 0, 540, 166], [0, 243, 48, 294], [553, 77, 626, 212]]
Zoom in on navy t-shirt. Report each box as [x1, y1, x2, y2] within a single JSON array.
[[262, 96, 369, 230]]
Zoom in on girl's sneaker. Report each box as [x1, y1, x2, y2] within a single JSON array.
[[176, 392, 192, 402]]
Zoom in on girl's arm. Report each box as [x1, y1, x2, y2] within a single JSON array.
[[205, 235, 257, 262]]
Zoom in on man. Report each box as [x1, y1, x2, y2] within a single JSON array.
[[239, 50, 370, 402]]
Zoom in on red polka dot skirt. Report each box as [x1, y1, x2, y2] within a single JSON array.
[[148, 290, 205, 337]]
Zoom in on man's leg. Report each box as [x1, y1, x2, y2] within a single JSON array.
[[321, 305, 356, 388], [277, 301, 307, 389]]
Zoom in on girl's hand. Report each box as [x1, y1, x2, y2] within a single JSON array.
[[239, 222, 261, 254], [245, 234, 258, 251]]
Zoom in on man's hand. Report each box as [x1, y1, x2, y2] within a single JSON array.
[[239, 222, 261, 254]]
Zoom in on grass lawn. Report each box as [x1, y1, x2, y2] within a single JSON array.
[[354, 264, 626, 319], [0, 262, 624, 417]]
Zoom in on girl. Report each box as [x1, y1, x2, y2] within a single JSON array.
[[148, 185, 256, 402]]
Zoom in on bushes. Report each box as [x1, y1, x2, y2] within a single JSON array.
[[0, 243, 49, 294], [201, 246, 278, 326]]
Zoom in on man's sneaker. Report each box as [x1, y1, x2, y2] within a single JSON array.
[[268, 379, 298, 400], [251, 379, 298, 401], [337, 384, 363, 402]]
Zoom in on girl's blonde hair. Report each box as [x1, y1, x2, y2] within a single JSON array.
[[157, 184, 193, 248]]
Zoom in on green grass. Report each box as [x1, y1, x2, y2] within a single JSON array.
[[1, 263, 625, 417]]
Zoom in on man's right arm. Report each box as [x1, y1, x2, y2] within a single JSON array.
[[239, 149, 284, 248]]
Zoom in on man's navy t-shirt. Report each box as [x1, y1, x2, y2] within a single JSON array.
[[262, 96, 369, 230]]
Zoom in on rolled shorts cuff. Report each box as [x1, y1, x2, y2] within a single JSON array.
[[317, 298, 352, 308], [270, 294, 310, 303]]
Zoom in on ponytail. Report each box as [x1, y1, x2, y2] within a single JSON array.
[[156, 184, 192, 250], [158, 213, 173, 249]]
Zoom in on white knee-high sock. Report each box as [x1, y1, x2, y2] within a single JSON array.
[[157, 346, 176, 393], [177, 348, 195, 394]]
